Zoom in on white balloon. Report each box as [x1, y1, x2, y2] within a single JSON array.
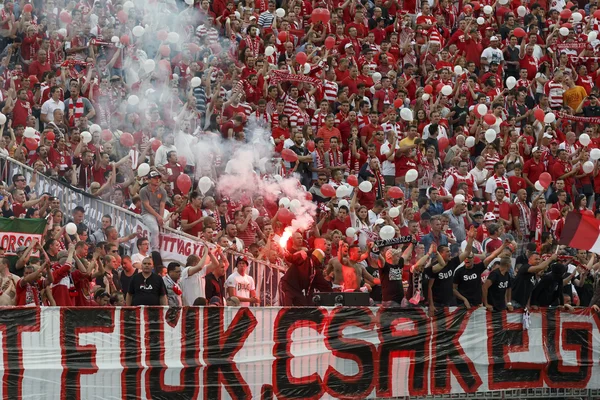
[[453, 65, 463, 75], [167, 32, 180, 43], [137, 163, 150, 176], [465, 136, 476, 148], [65, 223, 78, 235], [485, 129, 496, 143], [303, 63, 311, 74], [198, 176, 212, 194], [388, 207, 400, 218], [372, 72, 382, 82], [24, 127, 36, 138], [422, 93, 430, 101], [379, 226, 396, 240], [580, 133, 591, 146], [498, 0, 508, 4], [265, 46, 275, 56], [273, 174, 283, 182], [589, 32, 598, 43], [544, 112, 556, 124], [359, 181, 372, 193], [559, 27, 569, 36], [251, 208, 260, 220], [185, 0, 194, 4], [234, 11, 241, 19], [591, 148, 600, 160], [338, 199, 349, 208], [132, 25, 145, 37], [345, 227, 356, 237], [128, 95, 140, 106], [476, 104, 488, 116], [279, 197, 291, 208], [336, 185, 347, 198], [517, 6, 526, 17], [57, 28, 67, 37], [81, 131, 92, 144], [123, 0, 134, 10], [190, 77, 202, 87], [144, 59, 155, 73], [477, 17, 485, 25], [583, 161, 595, 174], [483, 5, 493, 14], [405, 169, 418, 183], [506, 76, 517, 90], [370, 86, 376, 94], [0, 113, 6, 125], [276, 8, 285, 17], [573, 12, 582, 23], [89, 124, 101, 133], [441, 85, 453, 96], [400, 108, 413, 121], [290, 199, 302, 213], [534, 180, 544, 191], [454, 194, 465, 204], [111, 36, 120, 43]]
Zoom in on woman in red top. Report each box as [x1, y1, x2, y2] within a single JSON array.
[[16, 262, 52, 307]]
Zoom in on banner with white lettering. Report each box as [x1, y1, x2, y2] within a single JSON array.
[[0, 307, 599, 400]]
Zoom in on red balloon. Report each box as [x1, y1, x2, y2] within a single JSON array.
[[178, 156, 187, 169], [513, 27, 526, 38], [394, 98, 403, 108], [45, 131, 55, 141], [313, 8, 330, 23], [59, 11, 71, 23], [117, 10, 128, 24], [151, 140, 162, 152], [296, 52, 307, 65], [423, 85, 433, 94], [281, 148, 299, 162], [562, 22, 572, 29], [471, 1, 480, 10], [483, 114, 496, 125], [133, 131, 144, 143], [24, 138, 38, 151], [347, 175, 358, 187], [539, 172, 552, 188], [120, 35, 130, 45], [157, 30, 168, 41], [320, 184, 336, 197], [325, 36, 336, 50], [388, 186, 404, 199], [158, 59, 171, 71], [278, 31, 288, 42], [547, 208, 560, 221], [23, 4, 33, 13], [533, 108, 545, 122], [305, 191, 313, 201], [187, 43, 200, 52], [176, 174, 192, 194], [278, 208, 295, 225], [120, 132, 134, 147], [159, 45, 171, 57], [306, 140, 315, 152], [560, 9, 572, 20], [438, 137, 449, 151], [594, 10, 600, 19], [435, 82, 444, 94], [101, 129, 113, 142], [463, 4, 472, 13]]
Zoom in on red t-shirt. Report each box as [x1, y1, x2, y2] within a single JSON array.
[[181, 204, 204, 237], [523, 158, 546, 185], [72, 270, 94, 306], [15, 280, 40, 306], [326, 216, 351, 234], [508, 176, 527, 194]]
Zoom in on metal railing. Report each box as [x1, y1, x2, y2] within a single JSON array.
[[0, 155, 284, 305]]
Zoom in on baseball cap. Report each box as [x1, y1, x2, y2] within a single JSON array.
[[543, 133, 553, 139], [236, 255, 249, 265], [344, 43, 353, 49], [209, 296, 222, 305], [490, 36, 499, 41], [312, 249, 325, 263], [532, 146, 540, 153], [16, 245, 27, 253], [149, 170, 160, 178], [483, 212, 497, 222], [550, 139, 559, 145]]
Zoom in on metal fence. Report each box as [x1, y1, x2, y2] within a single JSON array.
[[0, 155, 283, 305]]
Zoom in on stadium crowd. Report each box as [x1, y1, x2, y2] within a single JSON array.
[[0, 0, 599, 313]]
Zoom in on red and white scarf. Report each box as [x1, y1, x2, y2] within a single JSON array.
[[315, 148, 325, 169], [494, 175, 510, 193], [68, 97, 84, 127], [515, 199, 530, 235], [328, 148, 343, 167]]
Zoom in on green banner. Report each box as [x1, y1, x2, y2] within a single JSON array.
[[0, 217, 47, 255]]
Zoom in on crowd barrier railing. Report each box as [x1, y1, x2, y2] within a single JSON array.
[[0, 155, 283, 305]]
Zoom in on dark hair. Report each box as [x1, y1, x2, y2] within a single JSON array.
[[73, 206, 85, 214], [193, 297, 207, 306], [136, 237, 149, 249], [167, 262, 181, 272]]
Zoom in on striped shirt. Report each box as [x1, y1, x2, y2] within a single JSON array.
[[311, 111, 328, 132], [544, 80, 565, 109], [283, 94, 299, 116], [290, 109, 310, 129], [322, 80, 338, 102], [258, 11, 275, 28], [193, 86, 207, 115]]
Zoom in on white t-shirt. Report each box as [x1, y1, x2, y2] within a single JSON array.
[[481, 47, 504, 68], [180, 265, 208, 306], [379, 140, 397, 176], [225, 270, 255, 307], [131, 252, 148, 269]]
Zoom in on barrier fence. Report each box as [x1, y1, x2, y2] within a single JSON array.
[[0, 155, 283, 305], [0, 307, 599, 399]]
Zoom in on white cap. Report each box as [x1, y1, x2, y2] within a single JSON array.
[[484, 212, 497, 222], [490, 36, 499, 41], [543, 133, 553, 139], [532, 146, 540, 152], [344, 43, 353, 49]]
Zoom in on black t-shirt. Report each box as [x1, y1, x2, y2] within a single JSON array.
[[127, 272, 167, 306], [119, 269, 138, 294], [451, 105, 469, 128], [426, 255, 460, 306], [381, 260, 404, 304], [205, 273, 225, 301], [530, 272, 563, 307], [511, 263, 538, 306], [583, 105, 600, 117], [486, 268, 511, 310], [453, 262, 486, 305], [579, 273, 595, 307]]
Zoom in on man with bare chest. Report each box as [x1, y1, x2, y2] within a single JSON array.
[[326, 242, 378, 291], [0, 258, 18, 305]]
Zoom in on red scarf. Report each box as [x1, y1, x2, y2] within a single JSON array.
[[315, 148, 325, 169], [534, 209, 543, 245], [68, 97, 84, 127], [328, 148, 343, 167]]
